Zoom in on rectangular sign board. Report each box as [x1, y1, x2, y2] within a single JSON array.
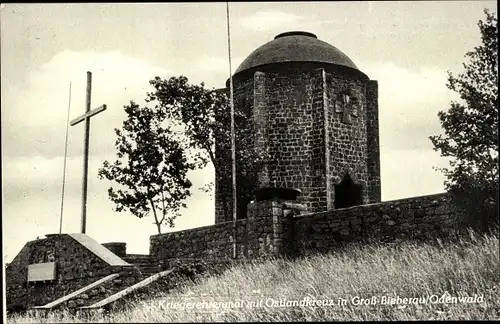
[[27, 262, 56, 282]]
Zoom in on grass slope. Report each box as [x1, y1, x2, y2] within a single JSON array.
[[8, 231, 500, 322]]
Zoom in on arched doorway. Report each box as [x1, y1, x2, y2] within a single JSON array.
[[334, 173, 363, 208]]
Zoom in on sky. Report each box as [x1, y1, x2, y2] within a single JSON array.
[[1, 1, 497, 263]]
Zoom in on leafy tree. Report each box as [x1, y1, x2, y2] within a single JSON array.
[[429, 9, 498, 230], [146, 76, 260, 219], [146, 77, 224, 168], [98, 101, 195, 234]]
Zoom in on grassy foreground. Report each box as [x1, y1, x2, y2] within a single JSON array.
[[8, 231, 500, 322]]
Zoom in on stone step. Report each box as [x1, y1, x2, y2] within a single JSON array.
[[31, 274, 119, 311], [31, 268, 145, 312], [124, 259, 165, 276], [127, 261, 158, 267], [122, 254, 156, 263], [64, 274, 141, 310], [80, 269, 173, 310], [123, 259, 155, 264], [129, 261, 161, 266], [138, 266, 163, 275], [138, 265, 160, 270], [139, 268, 160, 273]]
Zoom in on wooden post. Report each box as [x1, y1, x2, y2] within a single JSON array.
[[70, 71, 107, 234], [81, 71, 91, 234]]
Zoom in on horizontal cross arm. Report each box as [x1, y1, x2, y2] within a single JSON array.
[[70, 104, 107, 126]]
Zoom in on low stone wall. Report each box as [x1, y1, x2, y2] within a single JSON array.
[[150, 220, 248, 260], [150, 193, 468, 262], [102, 242, 126, 257], [293, 193, 465, 255]]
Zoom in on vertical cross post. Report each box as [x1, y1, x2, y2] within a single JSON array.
[[81, 71, 91, 234], [70, 71, 107, 234]]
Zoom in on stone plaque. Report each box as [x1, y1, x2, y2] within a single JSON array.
[[334, 89, 363, 124], [27, 262, 56, 282]]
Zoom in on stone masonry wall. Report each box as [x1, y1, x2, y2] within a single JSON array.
[[263, 69, 327, 212], [150, 219, 248, 261], [151, 193, 467, 263], [246, 199, 302, 258], [6, 234, 141, 312], [246, 200, 278, 258], [366, 80, 381, 202], [293, 193, 465, 255], [102, 242, 126, 257]]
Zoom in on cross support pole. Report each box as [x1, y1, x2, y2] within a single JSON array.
[[81, 71, 91, 234], [70, 71, 107, 234]]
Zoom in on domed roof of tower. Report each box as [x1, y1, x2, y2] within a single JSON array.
[[233, 31, 366, 79]]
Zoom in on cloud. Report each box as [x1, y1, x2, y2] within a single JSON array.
[[195, 56, 229, 74], [195, 55, 246, 74], [192, 55, 247, 88], [359, 61, 459, 150], [240, 10, 304, 31], [1, 50, 169, 158]]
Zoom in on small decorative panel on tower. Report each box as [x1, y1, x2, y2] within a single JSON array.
[[335, 92, 359, 124]]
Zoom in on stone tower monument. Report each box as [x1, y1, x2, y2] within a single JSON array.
[[215, 31, 381, 224]]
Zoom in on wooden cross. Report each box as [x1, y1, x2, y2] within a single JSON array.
[[335, 92, 359, 124], [70, 71, 107, 234]]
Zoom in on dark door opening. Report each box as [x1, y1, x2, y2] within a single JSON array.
[[237, 200, 248, 220], [334, 174, 363, 208]]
